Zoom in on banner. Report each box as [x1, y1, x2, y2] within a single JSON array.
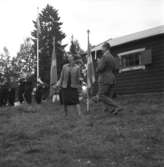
[[50, 37, 58, 97]]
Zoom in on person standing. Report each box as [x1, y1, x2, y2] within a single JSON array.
[[0, 77, 4, 107], [57, 54, 82, 117], [34, 78, 44, 104], [96, 42, 123, 115], [2, 77, 8, 106], [24, 74, 33, 104], [0, 76, 8, 107], [18, 77, 26, 103], [8, 76, 17, 106]]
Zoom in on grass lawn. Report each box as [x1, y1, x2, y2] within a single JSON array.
[[0, 94, 164, 167]]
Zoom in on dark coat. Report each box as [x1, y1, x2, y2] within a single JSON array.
[[97, 50, 116, 85], [58, 63, 81, 89]]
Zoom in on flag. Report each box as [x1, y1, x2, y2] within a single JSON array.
[[86, 30, 95, 112], [50, 37, 58, 96], [37, 15, 41, 35], [87, 44, 95, 88]]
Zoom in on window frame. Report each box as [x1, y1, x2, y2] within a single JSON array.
[[118, 48, 146, 73]]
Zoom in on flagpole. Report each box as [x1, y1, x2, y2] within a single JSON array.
[[37, 7, 39, 82], [37, 35, 39, 81], [87, 29, 90, 112]]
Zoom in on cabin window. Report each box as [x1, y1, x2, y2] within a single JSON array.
[[118, 48, 152, 73], [121, 52, 140, 68]]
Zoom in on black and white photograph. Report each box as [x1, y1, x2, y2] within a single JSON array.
[[0, 0, 164, 166]]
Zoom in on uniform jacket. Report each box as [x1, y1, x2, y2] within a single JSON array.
[[58, 63, 81, 88], [96, 50, 116, 85]]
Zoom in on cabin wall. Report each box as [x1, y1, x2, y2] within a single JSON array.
[[91, 35, 164, 95], [111, 35, 164, 94]]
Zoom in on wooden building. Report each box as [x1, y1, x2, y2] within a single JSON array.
[[91, 26, 164, 95]]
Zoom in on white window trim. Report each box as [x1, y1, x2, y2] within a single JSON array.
[[118, 48, 145, 57], [119, 65, 145, 73], [118, 48, 146, 73]]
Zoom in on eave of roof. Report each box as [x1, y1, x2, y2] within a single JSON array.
[[91, 25, 164, 51]]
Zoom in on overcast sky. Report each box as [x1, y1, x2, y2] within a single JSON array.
[[0, 0, 163, 57]]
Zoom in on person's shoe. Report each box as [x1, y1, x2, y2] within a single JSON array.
[[113, 107, 123, 115]]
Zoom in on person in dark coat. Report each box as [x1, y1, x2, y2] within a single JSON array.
[[24, 74, 33, 104], [96, 42, 123, 115], [57, 54, 82, 116], [0, 81, 2, 107], [8, 76, 17, 106], [0, 77, 8, 107], [34, 78, 44, 104], [2, 78, 8, 106], [18, 78, 25, 103]]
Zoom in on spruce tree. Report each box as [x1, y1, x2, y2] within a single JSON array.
[[31, 4, 66, 83]]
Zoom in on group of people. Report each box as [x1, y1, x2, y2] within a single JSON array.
[[0, 42, 123, 115], [0, 73, 47, 107], [0, 75, 18, 107], [56, 42, 123, 117]]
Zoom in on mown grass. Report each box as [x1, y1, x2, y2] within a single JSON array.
[[0, 94, 164, 167]]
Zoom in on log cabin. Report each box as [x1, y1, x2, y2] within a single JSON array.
[[91, 25, 164, 95]]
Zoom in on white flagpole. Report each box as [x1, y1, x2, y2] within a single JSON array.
[[37, 37, 39, 81], [87, 29, 90, 112], [37, 7, 39, 82]]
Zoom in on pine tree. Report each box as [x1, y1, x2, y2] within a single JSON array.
[[31, 4, 66, 83]]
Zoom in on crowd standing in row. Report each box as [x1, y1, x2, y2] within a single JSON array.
[[0, 74, 47, 107], [0, 54, 85, 108]]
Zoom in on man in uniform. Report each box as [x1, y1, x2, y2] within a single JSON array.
[[96, 42, 123, 115], [8, 76, 17, 106], [24, 74, 34, 104], [18, 77, 26, 103], [0, 76, 8, 107]]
